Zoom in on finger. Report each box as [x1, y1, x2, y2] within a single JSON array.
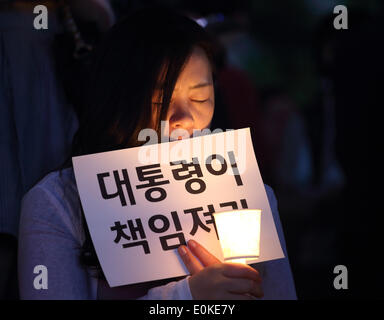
[[250, 281, 264, 299], [221, 263, 262, 283], [227, 279, 264, 299], [178, 245, 203, 275], [187, 240, 221, 267], [220, 277, 264, 299]]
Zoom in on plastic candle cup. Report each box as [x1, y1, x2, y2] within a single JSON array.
[[212, 209, 261, 264]]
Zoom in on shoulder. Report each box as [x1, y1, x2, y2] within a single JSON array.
[[22, 167, 78, 212], [263, 184, 287, 253], [20, 168, 84, 243], [264, 184, 278, 213], [264, 184, 275, 199], [263, 183, 281, 227]]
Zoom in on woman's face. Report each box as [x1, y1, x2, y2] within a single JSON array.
[[152, 47, 215, 141]]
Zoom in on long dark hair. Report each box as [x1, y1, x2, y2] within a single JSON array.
[[66, 8, 217, 278]]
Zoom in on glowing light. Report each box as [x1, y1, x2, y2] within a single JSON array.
[[213, 209, 261, 264], [195, 18, 208, 28]]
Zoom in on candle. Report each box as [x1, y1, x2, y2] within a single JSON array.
[[212, 209, 261, 264]]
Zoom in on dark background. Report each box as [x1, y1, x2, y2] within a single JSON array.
[[1, 0, 383, 300]]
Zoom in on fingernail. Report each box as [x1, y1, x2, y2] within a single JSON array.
[[178, 245, 187, 256], [188, 240, 196, 248]]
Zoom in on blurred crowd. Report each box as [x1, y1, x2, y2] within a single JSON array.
[[1, 0, 383, 299]]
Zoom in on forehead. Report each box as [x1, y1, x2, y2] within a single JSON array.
[[175, 47, 213, 86]]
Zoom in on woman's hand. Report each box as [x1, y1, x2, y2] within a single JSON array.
[[178, 240, 263, 300]]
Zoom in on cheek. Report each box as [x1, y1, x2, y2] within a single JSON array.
[[197, 102, 214, 128]]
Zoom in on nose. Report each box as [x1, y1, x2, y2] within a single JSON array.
[[168, 100, 194, 135]]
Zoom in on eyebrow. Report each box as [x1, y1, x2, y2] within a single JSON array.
[[155, 81, 213, 91], [189, 82, 213, 90]]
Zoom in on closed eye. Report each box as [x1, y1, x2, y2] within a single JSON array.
[[191, 99, 209, 103], [153, 98, 209, 105]]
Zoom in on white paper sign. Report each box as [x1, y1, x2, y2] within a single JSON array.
[[72, 128, 285, 287]]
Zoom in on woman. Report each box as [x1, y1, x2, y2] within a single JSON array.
[[18, 8, 296, 299]]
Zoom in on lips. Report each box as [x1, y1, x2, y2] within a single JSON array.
[[168, 135, 190, 142]]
